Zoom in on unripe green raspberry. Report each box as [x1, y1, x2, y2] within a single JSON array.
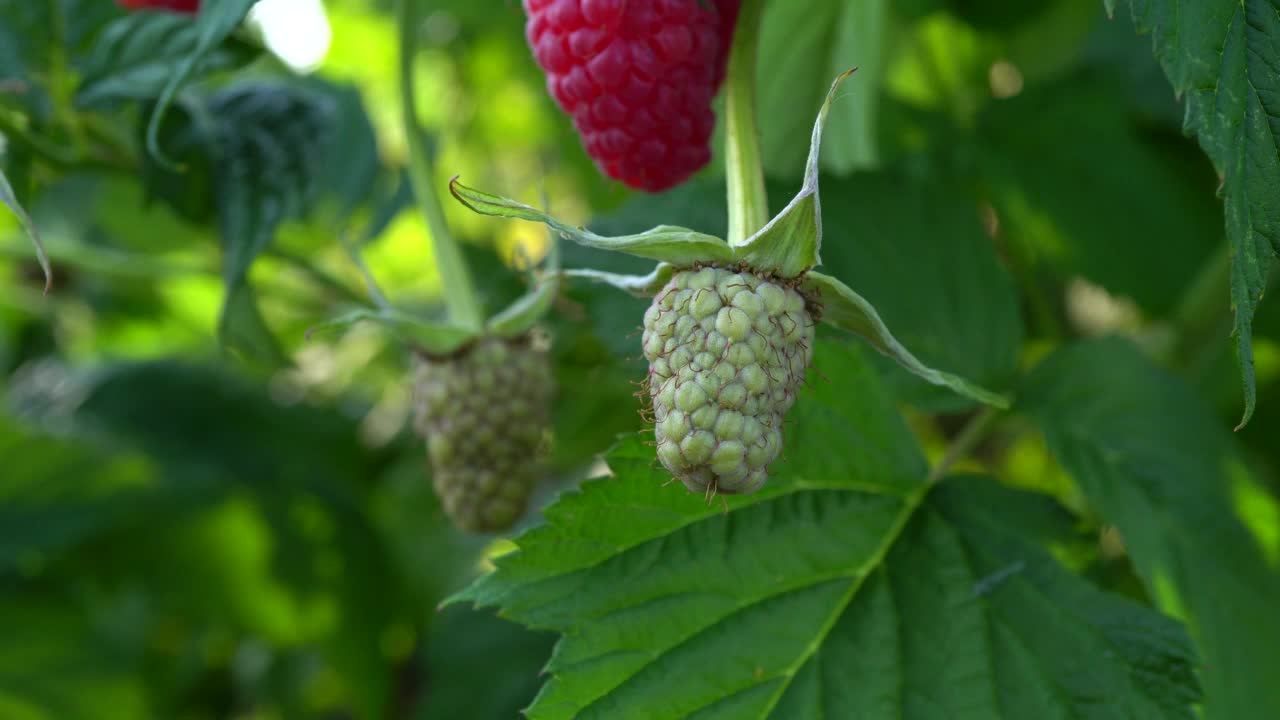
[[412, 335, 552, 532], [644, 266, 815, 494]]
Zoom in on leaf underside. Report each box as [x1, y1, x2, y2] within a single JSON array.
[[453, 342, 1196, 719]]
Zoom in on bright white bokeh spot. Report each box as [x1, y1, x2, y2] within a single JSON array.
[[249, 0, 332, 74]]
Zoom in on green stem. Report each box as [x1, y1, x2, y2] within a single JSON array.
[[397, 0, 483, 331], [724, 0, 768, 246]]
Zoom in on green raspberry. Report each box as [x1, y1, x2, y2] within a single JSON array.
[[412, 334, 552, 532], [644, 266, 815, 495]]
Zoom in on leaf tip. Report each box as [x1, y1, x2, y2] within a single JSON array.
[[1234, 402, 1254, 432], [447, 174, 475, 211]]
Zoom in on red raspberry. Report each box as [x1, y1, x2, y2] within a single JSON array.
[[118, 0, 199, 12], [524, 0, 740, 193]]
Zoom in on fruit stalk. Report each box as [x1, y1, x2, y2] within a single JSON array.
[[397, 0, 484, 331], [724, 0, 768, 246]]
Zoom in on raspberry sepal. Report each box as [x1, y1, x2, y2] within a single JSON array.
[[448, 71, 1011, 412]]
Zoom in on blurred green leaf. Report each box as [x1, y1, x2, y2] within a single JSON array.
[[72, 360, 408, 718], [144, 0, 256, 166], [301, 79, 385, 226], [453, 341, 1197, 719], [757, 0, 886, 175], [977, 75, 1221, 317], [77, 12, 260, 107], [0, 167, 51, 292], [0, 594, 148, 720], [137, 97, 217, 224], [418, 606, 554, 719], [1021, 337, 1280, 720], [0, 416, 157, 573], [0, 0, 120, 118], [818, 172, 1024, 411], [805, 272, 1012, 408], [221, 283, 288, 367], [1107, 0, 1280, 428], [207, 81, 335, 365], [947, 0, 1057, 30]]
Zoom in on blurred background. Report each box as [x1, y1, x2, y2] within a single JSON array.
[[2, 0, 1277, 717]]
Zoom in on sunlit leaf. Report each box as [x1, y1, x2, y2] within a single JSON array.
[[451, 342, 1195, 719]]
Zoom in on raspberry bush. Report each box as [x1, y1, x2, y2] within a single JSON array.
[[1, 0, 1278, 719]]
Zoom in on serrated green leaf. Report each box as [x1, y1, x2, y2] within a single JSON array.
[[804, 271, 1012, 408], [1110, 0, 1280, 428], [0, 165, 50, 292], [449, 178, 733, 266], [1021, 337, 1280, 720], [758, 0, 885, 175], [735, 70, 855, 277], [144, 0, 256, 167], [452, 342, 1196, 719], [76, 12, 259, 107]]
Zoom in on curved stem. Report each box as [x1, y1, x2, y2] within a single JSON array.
[[724, 0, 768, 246], [397, 0, 484, 331]]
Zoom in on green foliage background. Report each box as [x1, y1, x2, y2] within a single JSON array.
[[1, 0, 1278, 718]]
